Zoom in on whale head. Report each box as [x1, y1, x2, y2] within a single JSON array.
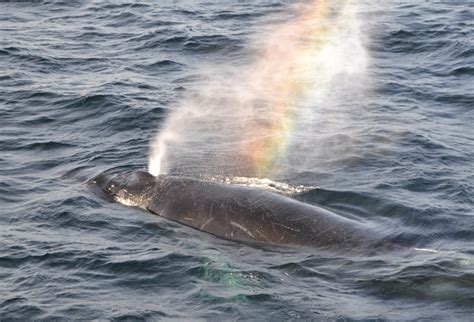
[[91, 170, 157, 208]]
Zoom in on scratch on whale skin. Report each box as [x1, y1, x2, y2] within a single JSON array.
[[274, 222, 301, 232], [200, 217, 213, 230], [230, 221, 255, 239], [255, 228, 269, 241]]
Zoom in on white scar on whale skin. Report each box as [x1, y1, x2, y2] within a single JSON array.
[[230, 221, 255, 239], [115, 196, 139, 207], [275, 222, 301, 232], [200, 217, 213, 230], [114, 194, 148, 210]]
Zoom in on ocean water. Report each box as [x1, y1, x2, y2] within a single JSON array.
[[1, 0, 473, 320]]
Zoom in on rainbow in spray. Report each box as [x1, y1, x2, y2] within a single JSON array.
[[149, 0, 367, 178]]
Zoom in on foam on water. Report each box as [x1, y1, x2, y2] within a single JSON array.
[[207, 175, 316, 195]]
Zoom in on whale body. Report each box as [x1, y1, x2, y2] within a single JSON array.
[[90, 170, 391, 250]]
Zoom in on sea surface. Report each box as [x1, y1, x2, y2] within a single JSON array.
[[1, 0, 473, 320]]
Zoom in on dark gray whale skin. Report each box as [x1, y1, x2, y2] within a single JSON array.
[[91, 170, 390, 250]]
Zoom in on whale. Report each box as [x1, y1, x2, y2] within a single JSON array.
[[90, 170, 394, 250]]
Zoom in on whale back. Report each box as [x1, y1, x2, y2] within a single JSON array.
[[146, 175, 381, 249], [92, 171, 389, 249]]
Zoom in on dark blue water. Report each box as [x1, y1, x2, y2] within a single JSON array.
[[1, 1, 473, 320]]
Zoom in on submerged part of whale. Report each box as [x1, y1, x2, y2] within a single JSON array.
[[90, 170, 393, 250]]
